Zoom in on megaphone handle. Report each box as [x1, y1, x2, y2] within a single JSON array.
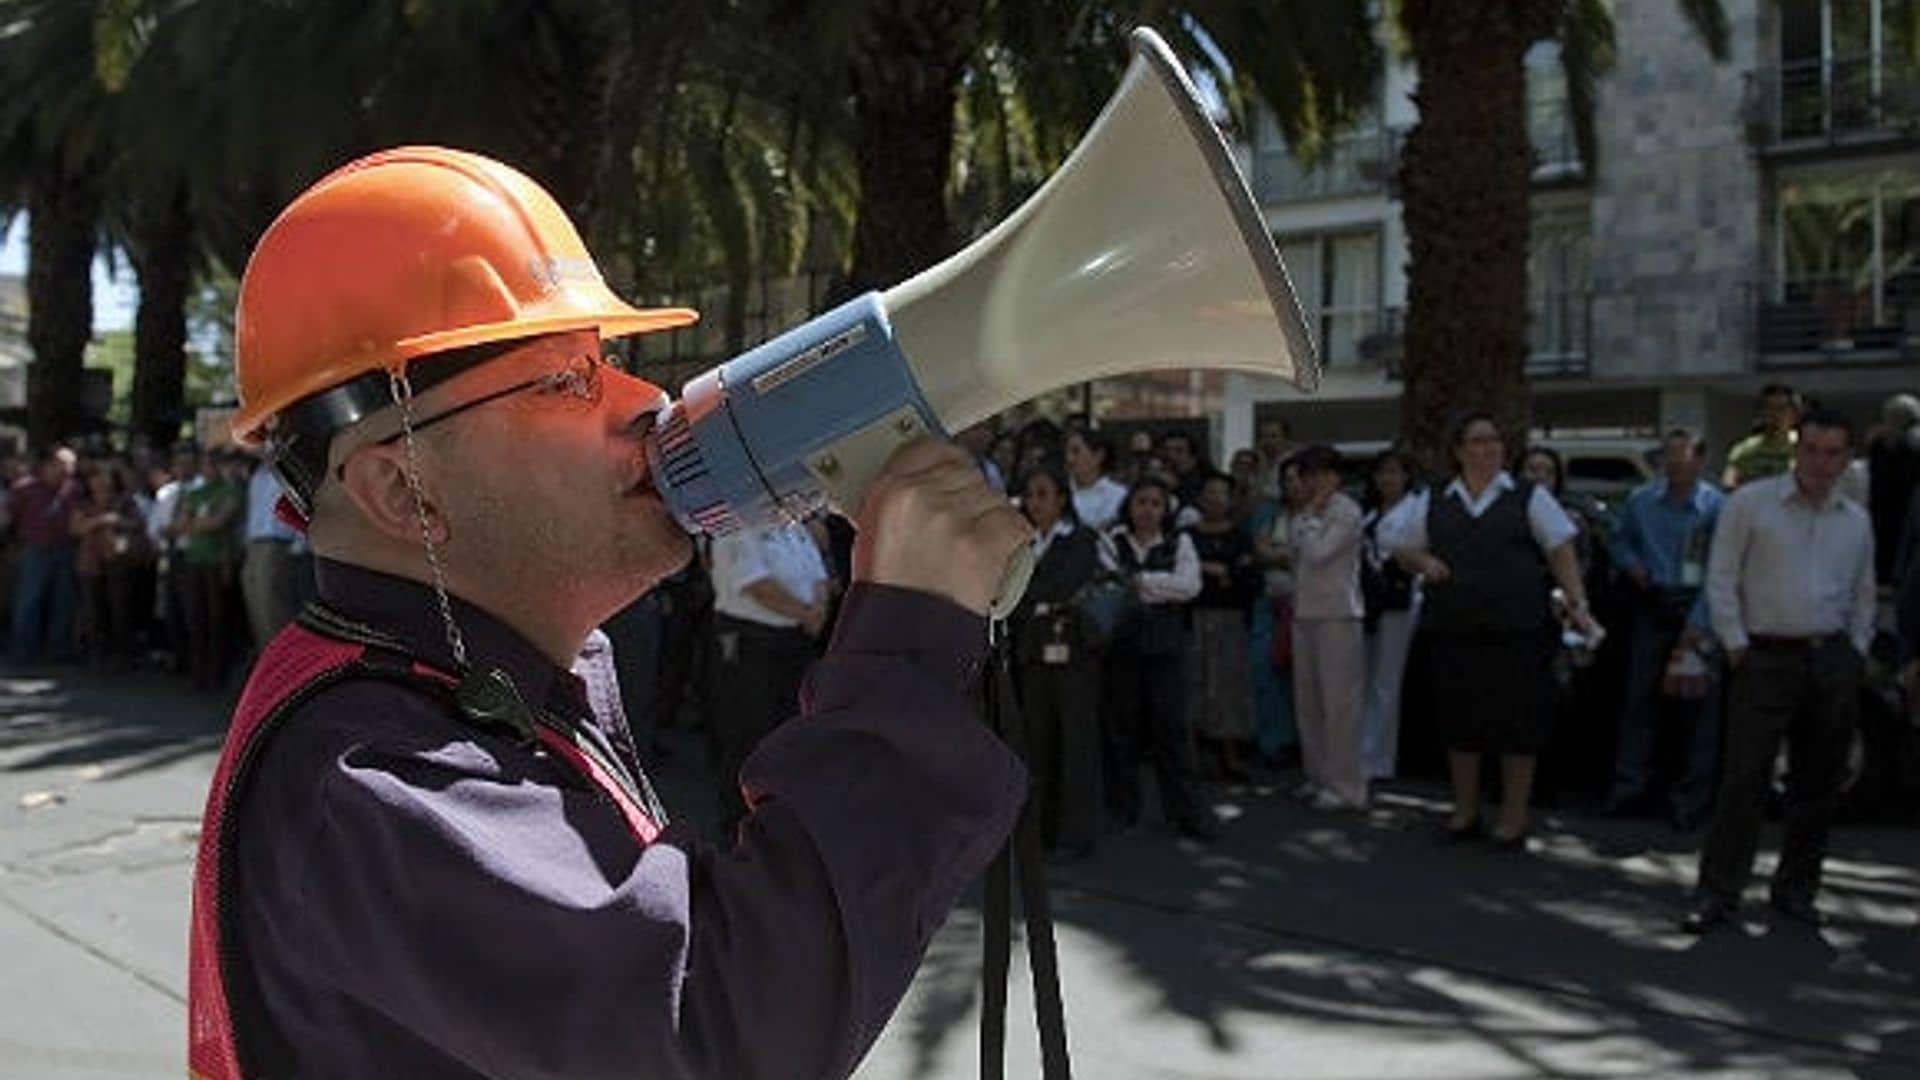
[[988, 544, 1037, 622], [802, 405, 1036, 624]]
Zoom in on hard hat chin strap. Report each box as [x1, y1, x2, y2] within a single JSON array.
[[388, 369, 471, 672]]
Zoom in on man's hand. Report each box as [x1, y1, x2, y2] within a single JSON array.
[[853, 439, 1032, 617], [800, 603, 829, 639], [1625, 564, 1650, 589], [1421, 554, 1452, 584], [1728, 647, 1748, 671]]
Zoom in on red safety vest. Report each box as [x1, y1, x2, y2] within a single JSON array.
[[186, 616, 661, 1080]]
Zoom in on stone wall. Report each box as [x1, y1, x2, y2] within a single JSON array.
[[1588, 0, 1767, 379]]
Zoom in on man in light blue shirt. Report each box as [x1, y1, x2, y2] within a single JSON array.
[[1604, 430, 1724, 830]]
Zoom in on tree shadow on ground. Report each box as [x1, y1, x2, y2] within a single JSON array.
[[893, 779, 1919, 1078], [0, 668, 228, 781]]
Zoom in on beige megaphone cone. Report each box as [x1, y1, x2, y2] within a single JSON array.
[[888, 27, 1319, 430], [648, 28, 1316, 617]]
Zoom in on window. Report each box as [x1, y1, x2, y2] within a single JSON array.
[[1277, 230, 1382, 369], [1776, 0, 1920, 137], [1526, 42, 1578, 173], [1529, 209, 1592, 369], [1776, 168, 1920, 342]]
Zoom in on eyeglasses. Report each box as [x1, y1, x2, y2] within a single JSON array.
[[381, 351, 608, 444]]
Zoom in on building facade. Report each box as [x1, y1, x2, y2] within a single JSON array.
[[1217, 0, 1918, 462]]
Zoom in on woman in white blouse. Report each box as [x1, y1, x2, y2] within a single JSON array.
[[1100, 478, 1214, 841]]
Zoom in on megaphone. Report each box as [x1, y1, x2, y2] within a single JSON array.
[[646, 27, 1317, 615]]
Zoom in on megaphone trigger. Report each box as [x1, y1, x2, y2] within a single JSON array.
[[802, 406, 933, 518]]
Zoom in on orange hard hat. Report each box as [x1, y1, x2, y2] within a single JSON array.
[[230, 146, 697, 445]]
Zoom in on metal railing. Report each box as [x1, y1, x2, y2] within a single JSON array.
[[1528, 290, 1592, 377], [1746, 52, 1920, 150], [1358, 295, 1592, 380], [1753, 273, 1920, 365], [1252, 128, 1399, 203]]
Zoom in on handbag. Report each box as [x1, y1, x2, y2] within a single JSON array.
[[1074, 573, 1137, 653], [1268, 594, 1295, 671]]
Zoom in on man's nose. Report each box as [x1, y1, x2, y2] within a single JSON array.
[[605, 367, 670, 435]]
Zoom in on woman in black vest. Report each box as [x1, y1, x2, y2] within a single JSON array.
[[1382, 414, 1600, 848], [1102, 477, 1215, 840], [1010, 463, 1105, 861]]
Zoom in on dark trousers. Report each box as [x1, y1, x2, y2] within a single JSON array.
[[161, 559, 192, 671], [1697, 637, 1862, 906], [79, 569, 136, 669], [181, 562, 232, 690], [9, 546, 78, 664], [1016, 660, 1104, 852], [1608, 601, 1723, 825], [711, 614, 815, 835], [1103, 645, 1203, 829]]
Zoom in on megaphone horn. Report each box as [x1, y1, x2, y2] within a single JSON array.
[[647, 27, 1318, 616]]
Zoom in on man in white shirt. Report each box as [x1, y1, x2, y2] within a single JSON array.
[[1685, 409, 1875, 934], [146, 445, 200, 672], [707, 519, 833, 836]]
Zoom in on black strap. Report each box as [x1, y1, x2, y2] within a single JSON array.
[[980, 630, 1072, 1079]]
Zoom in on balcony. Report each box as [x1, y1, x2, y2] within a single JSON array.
[[1367, 295, 1592, 380], [1529, 290, 1592, 377], [1746, 52, 1920, 156], [1252, 129, 1399, 204], [1753, 274, 1920, 367]]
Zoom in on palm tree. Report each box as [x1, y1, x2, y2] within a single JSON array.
[[99, 0, 209, 451], [824, 1, 1378, 292], [0, 0, 113, 450], [1395, 0, 1728, 466]]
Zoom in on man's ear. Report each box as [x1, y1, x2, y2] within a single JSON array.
[[335, 443, 450, 546]]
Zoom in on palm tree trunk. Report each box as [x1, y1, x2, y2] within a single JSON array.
[[846, 0, 980, 292], [1397, 0, 1561, 470], [25, 159, 100, 451], [129, 183, 193, 452]]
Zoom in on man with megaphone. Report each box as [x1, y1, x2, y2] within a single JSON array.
[[186, 145, 1033, 1079], [188, 28, 1313, 1078]]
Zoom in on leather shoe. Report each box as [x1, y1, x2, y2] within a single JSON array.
[[1680, 896, 1735, 935], [1175, 814, 1219, 843], [1489, 828, 1530, 853], [1769, 891, 1826, 928]]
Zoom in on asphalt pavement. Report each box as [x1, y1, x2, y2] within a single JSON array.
[[1, 663, 1914, 1079]]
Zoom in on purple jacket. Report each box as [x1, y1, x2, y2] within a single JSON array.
[[235, 559, 1025, 1078]]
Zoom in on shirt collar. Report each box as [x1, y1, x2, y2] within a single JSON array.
[[1445, 471, 1515, 502], [1779, 471, 1843, 513], [312, 557, 591, 721]]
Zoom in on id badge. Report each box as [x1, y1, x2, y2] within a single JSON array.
[[1042, 643, 1072, 666]]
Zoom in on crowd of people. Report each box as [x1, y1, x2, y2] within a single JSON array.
[[626, 382, 1920, 916], [2, 440, 313, 690], [9, 381, 1918, 922]]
